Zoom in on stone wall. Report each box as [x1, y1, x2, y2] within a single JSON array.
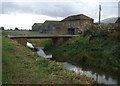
[[52, 27, 68, 34], [79, 20, 93, 32], [92, 23, 120, 32], [61, 19, 93, 33]]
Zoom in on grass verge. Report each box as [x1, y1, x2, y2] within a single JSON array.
[[2, 31, 95, 84]]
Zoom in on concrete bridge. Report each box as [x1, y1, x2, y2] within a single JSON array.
[[8, 35, 79, 46]]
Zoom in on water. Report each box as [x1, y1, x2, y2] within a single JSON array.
[[60, 62, 118, 84], [27, 42, 119, 84], [27, 42, 52, 58], [36, 47, 52, 58], [27, 42, 34, 48]]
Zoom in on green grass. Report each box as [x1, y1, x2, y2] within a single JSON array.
[[2, 31, 95, 84], [41, 33, 120, 74], [57, 37, 120, 73]]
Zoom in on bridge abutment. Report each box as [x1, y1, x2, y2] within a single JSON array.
[[14, 38, 27, 46], [52, 37, 69, 46]]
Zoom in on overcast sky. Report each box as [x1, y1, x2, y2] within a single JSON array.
[[0, 0, 119, 29]]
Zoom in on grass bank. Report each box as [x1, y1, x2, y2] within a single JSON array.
[[47, 32, 120, 74], [2, 31, 95, 84], [28, 31, 120, 75]]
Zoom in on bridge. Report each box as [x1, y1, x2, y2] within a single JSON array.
[[8, 35, 79, 46]]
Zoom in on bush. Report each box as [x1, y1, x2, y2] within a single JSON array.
[[95, 29, 110, 37], [112, 46, 120, 58], [108, 32, 120, 40], [80, 56, 87, 63], [83, 29, 95, 37]]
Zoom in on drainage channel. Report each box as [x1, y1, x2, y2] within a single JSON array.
[[27, 42, 119, 84]]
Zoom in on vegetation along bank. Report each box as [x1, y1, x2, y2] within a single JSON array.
[[29, 29, 120, 75]]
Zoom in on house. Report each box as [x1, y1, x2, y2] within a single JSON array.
[[61, 14, 94, 35], [32, 23, 42, 32]]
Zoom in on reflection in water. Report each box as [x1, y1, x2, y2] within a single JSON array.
[[60, 62, 117, 84]]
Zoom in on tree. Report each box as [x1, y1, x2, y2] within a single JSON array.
[[0, 27, 4, 30], [15, 27, 19, 30]]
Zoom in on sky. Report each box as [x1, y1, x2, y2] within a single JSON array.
[[0, 0, 119, 30]]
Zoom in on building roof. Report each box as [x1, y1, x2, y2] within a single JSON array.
[[101, 17, 120, 23], [42, 20, 60, 27], [32, 23, 42, 27], [61, 14, 94, 21], [44, 20, 60, 23], [115, 17, 120, 23]]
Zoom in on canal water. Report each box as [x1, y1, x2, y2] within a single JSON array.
[[27, 42, 119, 84]]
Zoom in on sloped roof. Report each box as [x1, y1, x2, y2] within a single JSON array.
[[115, 17, 120, 23], [32, 23, 42, 27], [42, 20, 60, 27], [101, 17, 120, 23], [44, 20, 60, 23], [61, 14, 93, 21]]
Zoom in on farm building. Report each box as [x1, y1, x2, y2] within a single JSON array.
[[32, 14, 94, 35], [40, 20, 61, 33], [32, 23, 42, 32], [60, 14, 94, 35]]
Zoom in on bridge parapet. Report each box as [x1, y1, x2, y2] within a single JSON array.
[[8, 35, 79, 46]]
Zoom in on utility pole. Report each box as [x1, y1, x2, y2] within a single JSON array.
[[99, 5, 101, 24]]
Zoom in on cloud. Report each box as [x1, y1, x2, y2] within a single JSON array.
[[0, 0, 119, 29], [1, 1, 118, 18], [1, 0, 118, 19], [1, 2, 79, 17], [0, 14, 63, 29], [1, 2, 34, 14]]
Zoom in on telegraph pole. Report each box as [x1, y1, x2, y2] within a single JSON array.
[[99, 5, 101, 24]]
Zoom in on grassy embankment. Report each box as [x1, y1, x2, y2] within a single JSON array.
[[2, 31, 95, 84], [28, 30, 120, 75]]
